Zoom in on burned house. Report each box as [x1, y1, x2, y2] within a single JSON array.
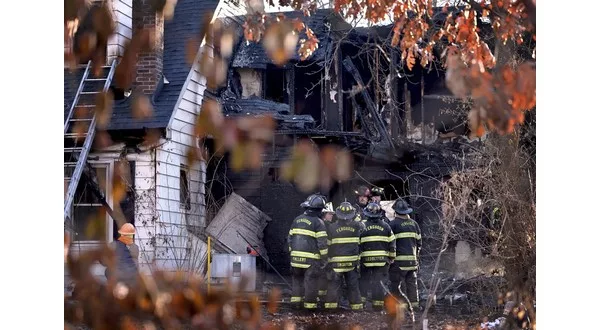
[[64, 0, 516, 291], [204, 8, 485, 275]]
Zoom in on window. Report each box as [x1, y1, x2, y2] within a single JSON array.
[[264, 66, 289, 104], [180, 165, 191, 210], [72, 164, 109, 242]]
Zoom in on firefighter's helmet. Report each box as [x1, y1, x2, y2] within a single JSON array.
[[323, 202, 335, 214], [363, 202, 382, 218], [118, 223, 136, 235], [371, 186, 384, 197], [304, 194, 327, 210], [355, 185, 371, 197], [392, 199, 413, 215], [336, 202, 356, 220]]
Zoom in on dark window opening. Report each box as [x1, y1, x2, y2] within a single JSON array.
[[294, 64, 322, 126], [264, 67, 289, 104], [180, 165, 191, 211], [72, 165, 108, 242]]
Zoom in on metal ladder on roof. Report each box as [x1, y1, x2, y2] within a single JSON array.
[[64, 59, 117, 224]]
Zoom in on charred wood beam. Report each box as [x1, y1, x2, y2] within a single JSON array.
[[390, 50, 401, 139], [342, 57, 395, 151]]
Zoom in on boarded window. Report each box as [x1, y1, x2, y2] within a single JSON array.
[[180, 165, 191, 210]]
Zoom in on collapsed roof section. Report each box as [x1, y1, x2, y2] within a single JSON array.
[[231, 9, 352, 69]]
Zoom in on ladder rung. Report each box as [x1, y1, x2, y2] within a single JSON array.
[[64, 147, 83, 152], [69, 118, 93, 122], [65, 162, 78, 166], [75, 105, 96, 108], [84, 78, 107, 82], [65, 133, 88, 137], [79, 91, 100, 95]]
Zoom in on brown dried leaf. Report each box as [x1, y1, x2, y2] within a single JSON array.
[[143, 128, 163, 147], [246, 141, 264, 170], [115, 29, 155, 89], [94, 130, 113, 149], [195, 98, 224, 138], [72, 120, 89, 143], [406, 49, 416, 71], [263, 21, 298, 66], [186, 38, 201, 65], [199, 46, 228, 89], [335, 148, 353, 181], [132, 94, 154, 119], [76, 32, 97, 60], [230, 143, 246, 172], [84, 209, 106, 240], [64, 232, 71, 263], [65, 0, 86, 22], [92, 3, 115, 40], [267, 287, 281, 314], [95, 91, 114, 129], [220, 31, 236, 58]]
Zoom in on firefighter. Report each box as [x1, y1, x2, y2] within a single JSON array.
[[324, 202, 364, 311], [370, 186, 385, 204], [388, 199, 422, 311], [318, 202, 336, 302], [288, 194, 329, 310], [359, 202, 396, 311], [369, 186, 389, 224], [353, 185, 371, 223]]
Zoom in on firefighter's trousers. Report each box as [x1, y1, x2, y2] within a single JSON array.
[[291, 266, 320, 309], [359, 264, 389, 309], [325, 267, 363, 310], [389, 264, 419, 309], [318, 271, 328, 299]]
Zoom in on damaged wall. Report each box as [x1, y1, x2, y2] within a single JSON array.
[[237, 68, 262, 98]]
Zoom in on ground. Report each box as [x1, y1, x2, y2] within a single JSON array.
[[261, 305, 484, 330]]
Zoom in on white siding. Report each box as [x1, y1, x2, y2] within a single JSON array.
[[154, 0, 246, 273], [154, 144, 206, 271], [128, 150, 157, 275], [108, 0, 133, 61]]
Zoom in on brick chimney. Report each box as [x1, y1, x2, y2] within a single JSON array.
[[133, 0, 164, 95]]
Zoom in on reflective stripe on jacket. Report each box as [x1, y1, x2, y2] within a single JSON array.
[[389, 216, 422, 270], [360, 218, 396, 267], [288, 210, 328, 268], [326, 218, 363, 272]]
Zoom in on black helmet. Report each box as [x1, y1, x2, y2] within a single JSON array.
[[363, 202, 382, 218], [355, 186, 371, 197], [300, 193, 327, 208], [371, 187, 384, 197], [304, 194, 326, 210], [392, 199, 413, 215], [336, 202, 356, 220]]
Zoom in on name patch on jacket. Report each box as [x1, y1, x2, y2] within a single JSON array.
[[366, 225, 385, 231], [296, 218, 312, 225], [336, 226, 356, 233]]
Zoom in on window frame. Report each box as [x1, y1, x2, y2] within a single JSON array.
[[70, 160, 114, 249], [180, 164, 191, 211]]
